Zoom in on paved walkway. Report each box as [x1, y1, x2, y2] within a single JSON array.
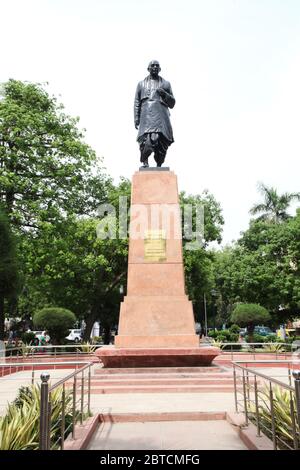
[[2, 360, 294, 450], [0, 368, 77, 416], [90, 391, 236, 415], [87, 420, 247, 450]]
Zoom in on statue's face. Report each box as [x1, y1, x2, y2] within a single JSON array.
[[148, 61, 161, 77]]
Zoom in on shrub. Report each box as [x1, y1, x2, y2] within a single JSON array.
[[208, 330, 218, 338], [21, 332, 35, 344], [231, 303, 270, 342], [33, 307, 76, 344], [245, 333, 266, 344], [0, 384, 73, 450], [229, 324, 240, 334], [214, 330, 239, 342], [249, 385, 300, 449], [91, 336, 102, 344], [264, 334, 278, 343]]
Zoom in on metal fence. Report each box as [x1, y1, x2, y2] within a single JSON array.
[[233, 360, 300, 450], [39, 363, 92, 450], [209, 341, 300, 361], [0, 360, 93, 450], [1, 343, 102, 361]]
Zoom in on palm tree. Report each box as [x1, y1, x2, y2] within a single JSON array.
[[250, 183, 300, 223]]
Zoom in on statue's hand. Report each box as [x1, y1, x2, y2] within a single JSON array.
[[157, 87, 166, 97]]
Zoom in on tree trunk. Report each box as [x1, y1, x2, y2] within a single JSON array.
[[103, 324, 111, 345], [0, 295, 5, 341], [248, 323, 255, 343], [83, 312, 98, 342]]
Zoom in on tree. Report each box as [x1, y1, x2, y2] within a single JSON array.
[[0, 79, 109, 230], [250, 183, 300, 223], [231, 303, 270, 341], [0, 79, 121, 336], [17, 179, 131, 340], [33, 307, 76, 344], [213, 209, 300, 323], [0, 209, 20, 340], [180, 190, 224, 326]]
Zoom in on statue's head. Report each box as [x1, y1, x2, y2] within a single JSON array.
[[148, 60, 161, 77]]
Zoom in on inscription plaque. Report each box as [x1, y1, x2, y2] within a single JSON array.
[[144, 230, 166, 262]]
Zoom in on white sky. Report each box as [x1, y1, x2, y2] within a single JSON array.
[[1, 0, 300, 245]]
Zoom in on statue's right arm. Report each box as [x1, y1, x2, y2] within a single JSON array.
[[134, 83, 141, 128]]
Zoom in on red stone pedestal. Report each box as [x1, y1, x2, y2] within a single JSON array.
[[96, 346, 220, 368], [96, 169, 219, 367]]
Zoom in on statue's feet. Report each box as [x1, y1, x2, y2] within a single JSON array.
[[142, 161, 149, 168]]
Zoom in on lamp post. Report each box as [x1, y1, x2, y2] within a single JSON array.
[[211, 289, 217, 331], [203, 293, 208, 337]]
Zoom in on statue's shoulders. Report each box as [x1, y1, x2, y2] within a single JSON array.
[[160, 77, 171, 87]]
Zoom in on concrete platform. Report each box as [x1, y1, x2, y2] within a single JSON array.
[[87, 419, 248, 450]]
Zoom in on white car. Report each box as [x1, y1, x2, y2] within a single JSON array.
[[65, 329, 82, 343]]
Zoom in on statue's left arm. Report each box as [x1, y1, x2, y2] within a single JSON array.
[[134, 82, 142, 128], [158, 81, 175, 109]]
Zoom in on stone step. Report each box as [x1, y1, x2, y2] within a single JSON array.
[[88, 384, 236, 394], [94, 366, 222, 375], [89, 378, 235, 386], [92, 372, 232, 380]]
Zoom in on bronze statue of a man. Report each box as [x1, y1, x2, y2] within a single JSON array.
[[134, 60, 175, 167]]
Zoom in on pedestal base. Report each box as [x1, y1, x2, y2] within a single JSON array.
[[95, 346, 220, 368]]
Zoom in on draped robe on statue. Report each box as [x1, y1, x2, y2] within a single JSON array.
[[134, 76, 175, 166]]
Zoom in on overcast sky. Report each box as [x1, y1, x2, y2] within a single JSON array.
[[1, 0, 300, 245]]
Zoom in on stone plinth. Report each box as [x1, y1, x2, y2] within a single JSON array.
[[96, 346, 220, 368], [115, 170, 198, 349], [96, 169, 219, 367]]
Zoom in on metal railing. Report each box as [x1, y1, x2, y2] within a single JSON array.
[[39, 363, 92, 450], [0, 360, 91, 383], [0, 360, 93, 450], [1, 343, 102, 361], [207, 341, 300, 361], [233, 360, 300, 450]]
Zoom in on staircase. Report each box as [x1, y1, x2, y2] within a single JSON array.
[[89, 365, 236, 394]]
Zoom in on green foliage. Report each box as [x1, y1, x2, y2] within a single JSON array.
[[264, 334, 279, 343], [208, 330, 218, 338], [0, 79, 118, 337], [250, 182, 300, 223], [179, 191, 224, 325], [21, 331, 35, 344], [231, 303, 270, 327], [245, 333, 267, 344], [212, 210, 300, 319], [17, 179, 130, 340], [262, 343, 285, 353], [250, 385, 300, 449], [208, 329, 239, 344], [91, 336, 102, 344], [228, 324, 240, 334], [0, 79, 109, 229], [0, 209, 20, 340], [33, 307, 75, 344], [180, 190, 224, 246], [77, 342, 97, 354], [0, 384, 73, 450]]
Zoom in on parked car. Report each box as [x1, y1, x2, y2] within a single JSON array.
[[253, 326, 276, 337], [65, 329, 82, 343]]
